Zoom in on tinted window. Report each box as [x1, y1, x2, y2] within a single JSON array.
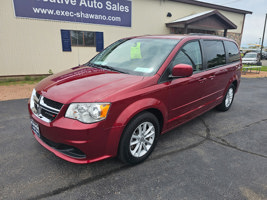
[[204, 40, 226, 68], [170, 41, 203, 72], [224, 41, 240, 63]]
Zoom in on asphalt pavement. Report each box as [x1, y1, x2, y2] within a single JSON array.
[[0, 78, 267, 200]]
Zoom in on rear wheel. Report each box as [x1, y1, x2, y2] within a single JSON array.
[[216, 84, 235, 111], [118, 112, 160, 165]]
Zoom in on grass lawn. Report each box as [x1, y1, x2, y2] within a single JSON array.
[[0, 75, 47, 86]]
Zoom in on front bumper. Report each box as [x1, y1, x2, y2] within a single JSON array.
[[28, 103, 124, 164]]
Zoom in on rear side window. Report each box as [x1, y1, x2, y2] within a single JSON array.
[[224, 41, 240, 63], [204, 40, 226, 68]]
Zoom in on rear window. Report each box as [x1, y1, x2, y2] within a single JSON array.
[[224, 41, 240, 63], [203, 40, 226, 68]]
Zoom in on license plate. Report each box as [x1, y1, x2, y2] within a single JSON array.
[[31, 119, 40, 138]]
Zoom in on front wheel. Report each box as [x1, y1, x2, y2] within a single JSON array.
[[216, 84, 235, 111], [118, 112, 160, 165]]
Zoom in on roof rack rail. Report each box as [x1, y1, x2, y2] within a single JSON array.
[[188, 33, 225, 37]]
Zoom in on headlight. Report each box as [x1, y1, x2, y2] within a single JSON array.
[[30, 88, 37, 114], [65, 103, 111, 123]]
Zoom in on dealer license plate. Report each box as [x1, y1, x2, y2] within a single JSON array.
[[31, 119, 40, 138]]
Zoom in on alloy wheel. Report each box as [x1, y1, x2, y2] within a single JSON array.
[[225, 87, 234, 108], [129, 122, 155, 158]]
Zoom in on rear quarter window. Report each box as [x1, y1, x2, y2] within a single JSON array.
[[203, 40, 226, 68], [224, 41, 240, 63]]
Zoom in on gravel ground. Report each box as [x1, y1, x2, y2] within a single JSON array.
[[0, 84, 35, 101]]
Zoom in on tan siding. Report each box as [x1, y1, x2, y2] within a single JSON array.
[[0, 0, 245, 76]]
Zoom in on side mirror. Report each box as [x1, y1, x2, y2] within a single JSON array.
[[170, 64, 193, 78]]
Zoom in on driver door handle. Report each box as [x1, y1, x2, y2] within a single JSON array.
[[198, 78, 207, 83], [208, 75, 215, 80]]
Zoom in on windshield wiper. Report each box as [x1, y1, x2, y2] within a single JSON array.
[[88, 63, 127, 74], [87, 62, 99, 68], [99, 65, 127, 74]]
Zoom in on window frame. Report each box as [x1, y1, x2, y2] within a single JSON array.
[[201, 39, 227, 70], [158, 39, 204, 83], [223, 40, 240, 64], [70, 30, 96, 47], [170, 39, 204, 73]]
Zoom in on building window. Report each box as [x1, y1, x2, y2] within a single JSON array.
[[71, 30, 95, 47]]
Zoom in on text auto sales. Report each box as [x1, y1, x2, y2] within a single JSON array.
[[42, 0, 130, 12]]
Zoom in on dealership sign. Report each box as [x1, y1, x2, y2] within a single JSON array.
[[13, 0, 132, 27]]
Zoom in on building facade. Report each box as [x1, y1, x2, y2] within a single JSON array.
[[0, 0, 251, 77]]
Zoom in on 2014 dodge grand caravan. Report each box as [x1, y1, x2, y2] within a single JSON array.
[[29, 35, 242, 164]]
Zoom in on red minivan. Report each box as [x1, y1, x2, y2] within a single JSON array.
[[28, 35, 242, 164]]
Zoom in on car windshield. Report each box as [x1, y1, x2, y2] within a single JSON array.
[[89, 38, 179, 76], [243, 53, 257, 58]]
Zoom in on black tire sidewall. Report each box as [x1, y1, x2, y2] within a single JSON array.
[[118, 112, 160, 165], [217, 84, 236, 111]]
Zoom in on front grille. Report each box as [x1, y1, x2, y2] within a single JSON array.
[[43, 97, 63, 110], [40, 107, 58, 121], [32, 91, 63, 122]]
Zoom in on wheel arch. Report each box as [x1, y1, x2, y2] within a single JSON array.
[[114, 98, 167, 132], [117, 109, 163, 164], [113, 98, 167, 155], [223, 74, 240, 96], [232, 79, 238, 92], [144, 108, 164, 133]]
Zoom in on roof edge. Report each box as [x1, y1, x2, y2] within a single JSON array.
[[166, 10, 237, 29], [169, 0, 252, 15]]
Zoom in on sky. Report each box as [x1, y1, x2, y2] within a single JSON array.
[[197, 0, 267, 48]]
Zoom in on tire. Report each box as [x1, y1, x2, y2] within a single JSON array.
[[216, 84, 235, 112], [118, 112, 160, 165]]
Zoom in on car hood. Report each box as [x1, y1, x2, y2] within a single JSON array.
[[35, 65, 144, 104]]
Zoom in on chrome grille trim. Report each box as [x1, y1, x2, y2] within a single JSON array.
[[31, 91, 63, 123], [40, 97, 61, 113]]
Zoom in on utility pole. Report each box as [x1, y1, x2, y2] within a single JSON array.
[[260, 13, 267, 60]]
